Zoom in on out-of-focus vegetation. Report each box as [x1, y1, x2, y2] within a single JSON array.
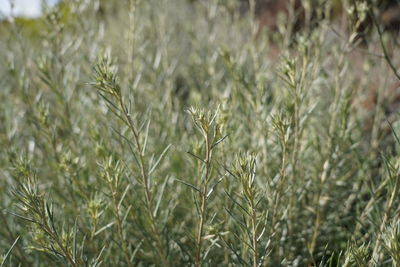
[[1, 0, 400, 266]]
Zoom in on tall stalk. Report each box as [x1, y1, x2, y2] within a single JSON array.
[[195, 137, 212, 267], [92, 58, 169, 266], [187, 107, 224, 267]]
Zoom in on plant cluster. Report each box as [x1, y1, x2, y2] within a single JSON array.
[[0, 0, 400, 266]]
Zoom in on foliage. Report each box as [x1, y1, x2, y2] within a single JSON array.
[[0, 0, 400, 266]]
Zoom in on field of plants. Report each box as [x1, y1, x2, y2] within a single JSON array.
[[1, 0, 400, 266]]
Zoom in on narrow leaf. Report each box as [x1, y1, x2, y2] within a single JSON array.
[[149, 144, 171, 175], [211, 134, 229, 149], [1, 236, 20, 267], [154, 176, 170, 218], [175, 178, 201, 193], [94, 222, 115, 236]]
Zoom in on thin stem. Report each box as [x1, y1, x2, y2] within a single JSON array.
[[41, 223, 77, 267], [270, 138, 288, 260], [110, 186, 132, 267], [118, 95, 169, 267], [250, 199, 258, 267], [195, 134, 211, 267], [370, 10, 400, 81]]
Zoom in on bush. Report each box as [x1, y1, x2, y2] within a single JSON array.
[[1, 0, 400, 266]]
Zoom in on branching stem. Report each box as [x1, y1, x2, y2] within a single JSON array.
[[117, 94, 169, 267]]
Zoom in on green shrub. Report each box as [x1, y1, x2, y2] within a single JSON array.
[[1, 0, 400, 266]]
